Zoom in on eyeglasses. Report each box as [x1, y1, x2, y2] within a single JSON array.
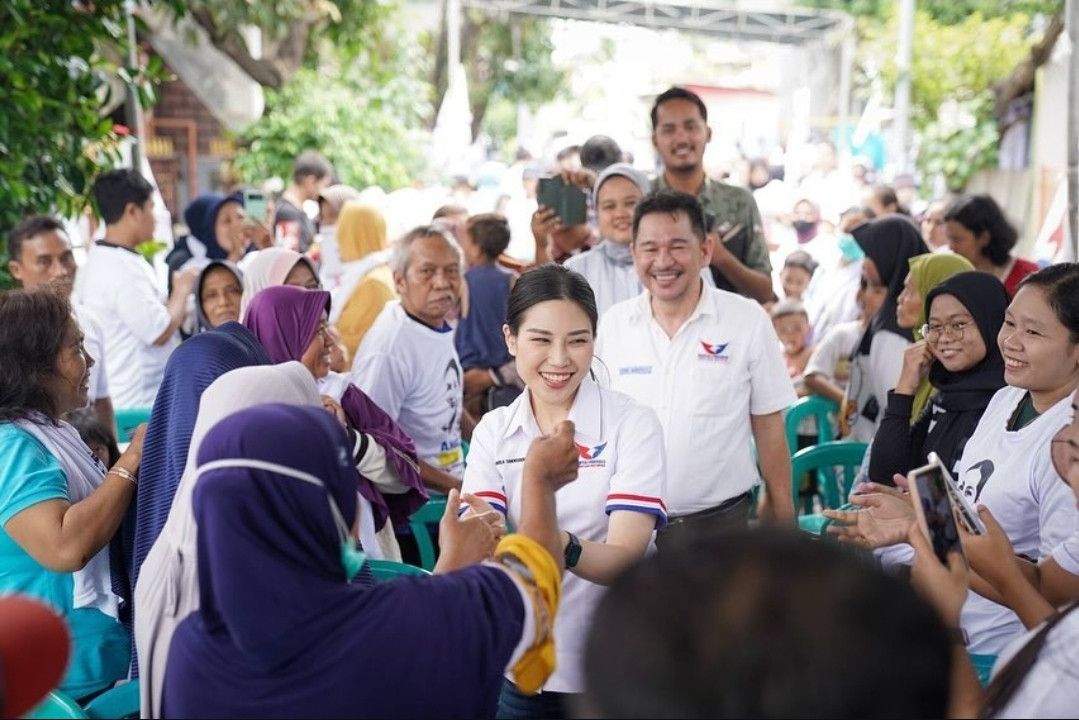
[[920, 321, 972, 342]]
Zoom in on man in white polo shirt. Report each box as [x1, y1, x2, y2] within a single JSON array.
[[596, 190, 796, 546], [352, 225, 469, 493], [78, 169, 196, 408]]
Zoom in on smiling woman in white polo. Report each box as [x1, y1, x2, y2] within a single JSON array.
[[462, 264, 667, 719]]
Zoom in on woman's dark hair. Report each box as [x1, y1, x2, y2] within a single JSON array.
[[943, 194, 1018, 267], [584, 529, 951, 719], [1017, 261, 1079, 343], [0, 290, 73, 423], [65, 407, 120, 466], [506, 264, 598, 335]]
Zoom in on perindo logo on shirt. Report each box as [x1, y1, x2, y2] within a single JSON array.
[[576, 441, 608, 469], [698, 340, 730, 362]]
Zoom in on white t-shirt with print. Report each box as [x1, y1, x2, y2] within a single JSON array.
[[845, 330, 909, 444], [76, 243, 178, 408], [461, 376, 667, 693], [1052, 530, 1079, 576], [804, 320, 862, 388], [597, 285, 796, 515], [351, 301, 465, 477], [954, 387, 1079, 654]]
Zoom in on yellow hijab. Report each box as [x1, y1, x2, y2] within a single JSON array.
[[337, 202, 387, 263], [907, 252, 975, 421]]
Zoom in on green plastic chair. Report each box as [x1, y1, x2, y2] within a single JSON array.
[[368, 559, 432, 581], [83, 680, 139, 719], [784, 395, 839, 454], [113, 407, 152, 443], [790, 441, 867, 533], [969, 653, 997, 687], [24, 690, 88, 719], [408, 495, 447, 571]]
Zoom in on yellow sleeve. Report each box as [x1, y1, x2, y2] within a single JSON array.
[[336, 278, 396, 358]]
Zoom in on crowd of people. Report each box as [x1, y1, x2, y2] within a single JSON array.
[[0, 85, 1076, 719]]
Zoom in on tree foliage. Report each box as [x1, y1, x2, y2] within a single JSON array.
[[229, 32, 431, 191], [0, 0, 140, 288], [428, 7, 567, 140], [802, 0, 1062, 24]]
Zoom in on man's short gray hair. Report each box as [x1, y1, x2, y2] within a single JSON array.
[[390, 224, 465, 275]]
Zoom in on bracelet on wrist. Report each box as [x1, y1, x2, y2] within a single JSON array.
[[109, 466, 137, 486]]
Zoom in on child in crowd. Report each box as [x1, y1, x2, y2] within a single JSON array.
[[771, 299, 814, 396], [780, 250, 818, 302], [66, 407, 120, 468]]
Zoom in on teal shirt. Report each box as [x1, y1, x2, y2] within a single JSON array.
[[0, 424, 129, 698]]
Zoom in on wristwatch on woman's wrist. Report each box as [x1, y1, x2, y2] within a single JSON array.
[[563, 531, 582, 569]]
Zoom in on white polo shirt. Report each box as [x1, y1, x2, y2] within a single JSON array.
[[461, 376, 667, 693], [597, 284, 796, 516], [351, 301, 465, 477], [76, 243, 178, 408]]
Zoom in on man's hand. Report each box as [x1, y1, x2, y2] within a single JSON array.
[[523, 420, 579, 491], [434, 488, 501, 573], [531, 206, 562, 244], [170, 268, 198, 298]]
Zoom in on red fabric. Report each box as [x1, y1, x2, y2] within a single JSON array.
[[1004, 257, 1039, 297]]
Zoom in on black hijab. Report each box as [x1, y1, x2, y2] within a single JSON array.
[[924, 271, 1008, 411], [852, 216, 928, 355]]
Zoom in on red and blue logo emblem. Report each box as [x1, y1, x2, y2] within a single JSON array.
[[576, 441, 608, 468], [698, 340, 730, 362]]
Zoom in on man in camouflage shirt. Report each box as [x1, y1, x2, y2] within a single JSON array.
[[650, 87, 774, 303]]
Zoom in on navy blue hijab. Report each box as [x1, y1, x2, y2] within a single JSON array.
[[183, 192, 242, 260], [852, 216, 928, 355], [162, 404, 528, 719], [121, 323, 270, 631]]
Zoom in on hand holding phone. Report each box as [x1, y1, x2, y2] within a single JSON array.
[[926, 452, 985, 535], [242, 189, 269, 225], [908, 460, 966, 564], [536, 176, 587, 226]]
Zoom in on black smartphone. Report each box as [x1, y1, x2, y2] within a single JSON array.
[[537, 176, 587, 226], [909, 462, 965, 564]]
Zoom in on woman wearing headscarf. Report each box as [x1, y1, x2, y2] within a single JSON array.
[[135, 362, 325, 718], [238, 247, 320, 319], [243, 286, 426, 547], [166, 193, 263, 277], [842, 217, 929, 442], [331, 202, 396, 356], [122, 323, 270, 631], [161, 403, 570, 719], [193, 261, 244, 333], [893, 252, 976, 419], [868, 271, 1008, 483]]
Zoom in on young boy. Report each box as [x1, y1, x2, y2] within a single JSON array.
[[771, 298, 814, 395], [779, 250, 818, 301]]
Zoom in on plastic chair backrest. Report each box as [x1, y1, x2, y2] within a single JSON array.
[[407, 495, 447, 571], [114, 407, 152, 443], [23, 691, 89, 719], [368, 559, 432, 582], [790, 441, 868, 513], [784, 395, 839, 454], [83, 680, 139, 719]]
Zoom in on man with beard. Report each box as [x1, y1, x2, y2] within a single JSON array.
[[650, 87, 774, 304]]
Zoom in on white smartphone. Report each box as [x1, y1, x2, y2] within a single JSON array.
[[924, 452, 985, 535], [908, 460, 966, 564]]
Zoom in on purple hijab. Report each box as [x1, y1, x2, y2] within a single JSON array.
[[162, 404, 525, 719], [244, 285, 426, 526]]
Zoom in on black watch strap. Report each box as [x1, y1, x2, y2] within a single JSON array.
[[564, 531, 582, 569]]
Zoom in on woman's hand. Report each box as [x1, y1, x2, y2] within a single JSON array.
[[117, 423, 147, 472], [894, 341, 934, 395], [530, 206, 562, 244], [959, 505, 1023, 594], [909, 522, 969, 628], [320, 396, 348, 428], [435, 488, 500, 573], [824, 491, 915, 548], [243, 217, 273, 250]]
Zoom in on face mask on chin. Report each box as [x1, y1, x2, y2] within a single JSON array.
[[792, 220, 818, 242]]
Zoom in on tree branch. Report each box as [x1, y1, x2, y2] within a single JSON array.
[[188, 6, 286, 88], [993, 10, 1064, 120]]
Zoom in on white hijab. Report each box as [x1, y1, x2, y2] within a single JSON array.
[[14, 416, 120, 620], [134, 362, 321, 718]]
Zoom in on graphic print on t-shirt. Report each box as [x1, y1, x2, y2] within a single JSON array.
[[441, 358, 462, 434], [957, 459, 995, 503]]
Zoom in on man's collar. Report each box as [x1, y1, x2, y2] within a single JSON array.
[[94, 239, 140, 256], [630, 279, 715, 324]]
